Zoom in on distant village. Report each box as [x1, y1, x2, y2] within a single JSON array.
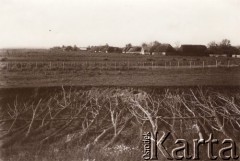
[[50, 39, 240, 58]]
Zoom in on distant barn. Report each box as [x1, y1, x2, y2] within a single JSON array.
[[179, 45, 208, 56]]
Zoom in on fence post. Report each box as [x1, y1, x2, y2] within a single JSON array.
[[216, 60, 218, 67], [151, 61, 154, 69], [49, 62, 52, 70], [227, 60, 230, 68], [203, 61, 205, 68]]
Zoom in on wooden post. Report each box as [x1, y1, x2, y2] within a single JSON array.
[[151, 61, 154, 69], [227, 60, 230, 68], [203, 61, 205, 68], [6, 62, 9, 70], [49, 62, 52, 70], [127, 61, 129, 70], [216, 60, 218, 67]]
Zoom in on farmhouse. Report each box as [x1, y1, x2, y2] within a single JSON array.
[[123, 44, 176, 55], [122, 47, 131, 53], [152, 44, 175, 55], [141, 46, 151, 55], [90, 46, 122, 53], [126, 46, 142, 54], [101, 46, 122, 53], [179, 45, 208, 56]]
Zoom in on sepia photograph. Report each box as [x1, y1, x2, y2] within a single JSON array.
[[0, 0, 240, 160]]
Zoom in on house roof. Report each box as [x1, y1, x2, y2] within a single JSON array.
[[122, 47, 130, 52], [234, 46, 240, 50], [127, 46, 142, 52], [180, 45, 207, 53], [154, 44, 175, 52], [102, 46, 122, 52]]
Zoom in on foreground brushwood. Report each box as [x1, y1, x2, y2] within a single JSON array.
[[0, 87, 240, 161]]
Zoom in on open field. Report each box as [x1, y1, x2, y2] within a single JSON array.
[[1, 68, 240, 88], [0, 51, 240, 88]]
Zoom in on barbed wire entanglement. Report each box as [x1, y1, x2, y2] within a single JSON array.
[[0, 87, 240, 159]]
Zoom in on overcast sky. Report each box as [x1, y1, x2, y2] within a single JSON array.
[[0, 0, 240, 48]]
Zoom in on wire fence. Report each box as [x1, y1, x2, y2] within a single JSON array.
[[0, 60, 239, 71]]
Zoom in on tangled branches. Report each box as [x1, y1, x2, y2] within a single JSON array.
[[0, 87, 240, 150]]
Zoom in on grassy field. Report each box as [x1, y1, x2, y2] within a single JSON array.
[[1, 67, 240, 88], [0, 50, 240, 88], [1, 50, 240, 63]]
